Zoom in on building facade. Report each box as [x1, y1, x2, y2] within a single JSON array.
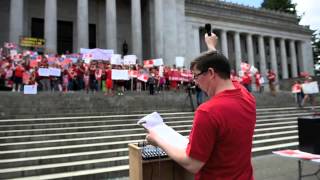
[[0, 0, 314, 78]]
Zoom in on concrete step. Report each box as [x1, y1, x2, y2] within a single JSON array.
[[0, 106, 314, 179]]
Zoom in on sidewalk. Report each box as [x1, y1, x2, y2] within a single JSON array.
[[253, 154, 319, 180]]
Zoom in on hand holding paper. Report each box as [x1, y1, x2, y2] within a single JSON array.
[[138, 112, 189, 149]]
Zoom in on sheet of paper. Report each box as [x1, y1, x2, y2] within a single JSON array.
[[273, 149, 320, 160], [138, 112, 189, 149]]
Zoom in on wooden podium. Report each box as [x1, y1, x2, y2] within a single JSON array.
[[129, 143, 194, 180]]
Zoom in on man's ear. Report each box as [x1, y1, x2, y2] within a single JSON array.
[[208, 68, 215, 79]]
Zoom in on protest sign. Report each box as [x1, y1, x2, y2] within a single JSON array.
[[38, 68, 50, 77], [137, 73, 149, 82], [111, 54, 122, 65], [111, 69, 129, 80], [124, 55, 137, 65], [49, 67, 61, 77], [302, 81, 319, 94], [154, 58, 163, 66], [24, 85, 37, 95], [144, 60, 154, 68]]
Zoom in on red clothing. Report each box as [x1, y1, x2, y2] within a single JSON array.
[[241, 74, 251, 85], [15, 66, 25, 78], [267, 72, 276, 82], [186, 81, 256, 180], [255, 73, 261, 86]]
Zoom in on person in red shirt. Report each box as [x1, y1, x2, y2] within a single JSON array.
[[267, 69, 276, 96], [146, 33, 256, 180], [13, 63, 25, 92], [241, 71, 252, 92], [254, 71, 262, 93]]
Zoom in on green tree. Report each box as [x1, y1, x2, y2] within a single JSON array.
[[261, 0, 297, 14], [312, 30, 320, 64]]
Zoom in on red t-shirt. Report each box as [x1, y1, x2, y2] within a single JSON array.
[[186, 81, 256, 180], [15, 66, 25, 78]]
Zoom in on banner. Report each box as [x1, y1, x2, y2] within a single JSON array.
[[111, 69, 129, 80], [176, 57, 185, 67], [24, 85, 37, 95], [302, 81, 319, 94], [80, 48, 114, 61], [49, 67, 61, 77], [123, 55, 137, 65], [20, 37, 45, 48], [38, 68, 50, 77]]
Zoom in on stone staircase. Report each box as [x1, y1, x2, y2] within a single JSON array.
[[0, 106, 318, 180]]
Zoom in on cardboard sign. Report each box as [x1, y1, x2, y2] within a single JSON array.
[[38, 68, 50, 77], [154, 58, 163, 66], [24, 85, 37, 95], [144, 60, 154, 68], [111, 54, 122, 65], [123, 55, 137, 65], [111, 69, 129, 80], [137, 73, 149, 82], [49, 67, 61, 77], [302, 81, 319, 94]]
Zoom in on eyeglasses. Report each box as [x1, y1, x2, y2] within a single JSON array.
[[193, 71, 207, 80]]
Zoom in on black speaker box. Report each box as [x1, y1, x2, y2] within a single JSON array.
[[298, 116, 320, 154]]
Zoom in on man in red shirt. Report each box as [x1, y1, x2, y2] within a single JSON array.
[[146, 33, 256, 180]]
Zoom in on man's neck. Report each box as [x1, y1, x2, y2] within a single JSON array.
[[212, 79, 235, 96]]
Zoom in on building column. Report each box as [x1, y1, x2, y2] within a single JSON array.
[[269, 37, 278, 80], [220, 29, 228, 58], [9, 0, 24, 45], [289, 40, 298, 77], [246, 33, 254, 66], [298, 41, 314, 76], [45, 0, 57, 53], [234, 32, 241, 73], [131, 0, 142, 61], [77, 0, 89, 51], [280, 38, 288, 79], [258, 35, 267, 76], [154, 0, 164, 58], [106, 0, 117, 52]]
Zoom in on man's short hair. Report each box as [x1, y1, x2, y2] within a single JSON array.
[[190, 51, 231, 79]]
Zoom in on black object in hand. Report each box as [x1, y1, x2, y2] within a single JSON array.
[[205, 23, 212, 36]]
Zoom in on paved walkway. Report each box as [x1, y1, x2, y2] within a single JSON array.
[[110, 154, 320, 180], [253, 154, 319, 180]]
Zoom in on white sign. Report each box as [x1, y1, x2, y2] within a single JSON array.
[[49, 67, 61, 77], [111, 54, 122, 65], [24, 85, 37, 94], [10, 50, 18, 59], [111, 69, 129, 80], [80, 48, 114, 61], [159, 66, 164, 77], [154, 58, 163, 66], [38, 68, 50, 77], [123, 55, 137, 65], [176, 57, 185, 67], [302, 81, 319, 94]]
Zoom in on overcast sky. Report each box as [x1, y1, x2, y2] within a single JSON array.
[[226, 0, 320, 33]]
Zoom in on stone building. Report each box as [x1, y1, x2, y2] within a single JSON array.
[[0, 0, 314, 78]]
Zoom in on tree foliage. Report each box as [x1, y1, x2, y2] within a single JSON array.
[[312, 31, 320, 64], [261, 0, 297, 14]]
